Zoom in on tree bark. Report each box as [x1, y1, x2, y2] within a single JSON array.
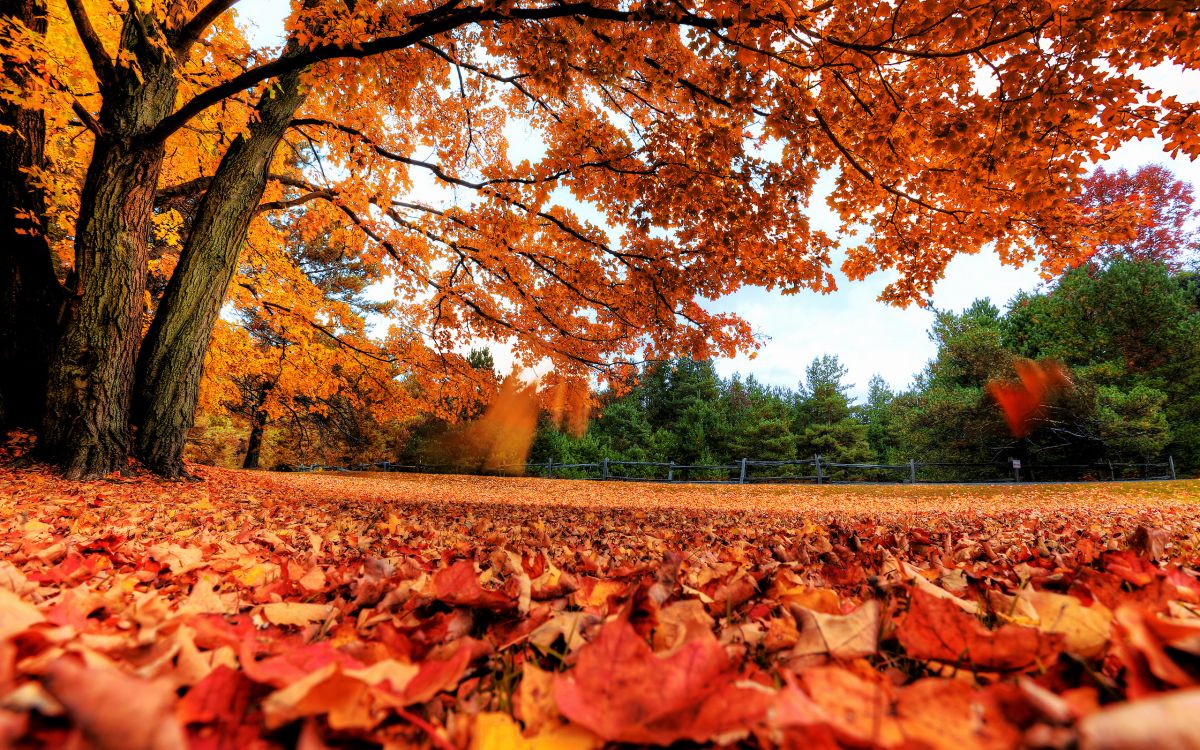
[[40, 13, 179, 478], [133, 67, 308, 477], [0, 0, 66, 430], [243, 412, 267, 470]]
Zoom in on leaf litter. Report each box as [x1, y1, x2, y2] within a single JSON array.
[[0, 466, 1198, 748]]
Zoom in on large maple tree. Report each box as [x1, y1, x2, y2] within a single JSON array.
[[0, 0, 1197, 477]]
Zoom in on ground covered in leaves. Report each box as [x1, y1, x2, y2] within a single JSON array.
[[1, 466, 1199, 750]]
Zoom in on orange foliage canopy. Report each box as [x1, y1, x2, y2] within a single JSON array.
[[6, 0, 1199, 399]]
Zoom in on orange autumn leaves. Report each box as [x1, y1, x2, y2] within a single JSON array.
[[987, 359, 1073, 439], [1, 465, 1200, 748]]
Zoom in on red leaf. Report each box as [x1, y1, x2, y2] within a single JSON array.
[[177, 666, 268, 750], [553, 614, 774, 744], [897, 588, 1062, 671], [241, 639, 365, 688], [431, 560, 516, 611], [401, 638, 479, 704]]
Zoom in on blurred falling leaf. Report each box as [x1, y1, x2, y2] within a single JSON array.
[[986, 358, 1072, 438]]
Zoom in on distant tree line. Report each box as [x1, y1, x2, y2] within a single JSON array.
[[502, 258, 1200, 477]]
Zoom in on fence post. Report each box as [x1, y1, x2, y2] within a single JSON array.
[[1169, 455, 1176, 480], [667, 462, 674, 482], [1013, 459, 1020, 483], [547, 459, 555, 479], [601, 457, 609, 481], [908, 459, 916, 484], [739, 458, 747, 485], [1108, 461, 1114, 481], [814, 454, 823, 485]]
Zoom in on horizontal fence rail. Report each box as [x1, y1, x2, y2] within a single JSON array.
[[290, 455, 1178, 485]]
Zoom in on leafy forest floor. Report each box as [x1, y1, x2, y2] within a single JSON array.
[[1, 466, 1199, 749]]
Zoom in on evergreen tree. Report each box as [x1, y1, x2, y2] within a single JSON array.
[[861, 374, 899, 463], [793, 355, 871, 464]]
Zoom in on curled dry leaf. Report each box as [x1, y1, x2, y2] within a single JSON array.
[[261, 659, 420, 730], [789, 599, 880, 660], [528, 611, 602, 656]]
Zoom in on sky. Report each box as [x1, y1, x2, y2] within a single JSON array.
[[233, 2, 1200, 400]]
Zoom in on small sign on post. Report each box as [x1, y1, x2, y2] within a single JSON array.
[[1012, 458, 1022, 482]]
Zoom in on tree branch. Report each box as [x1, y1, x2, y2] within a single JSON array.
[[64, 0, 114, 86], [156, 172, 313, 206], [173, 0, 241, 53], [71, 99, 103, 137], [146, 2, 752, 143], [256, 190, 335, 213]]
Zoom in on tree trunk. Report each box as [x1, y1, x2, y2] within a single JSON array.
[[40, 15, 179, 479], [0, 0, 66, 430], [243, 412, 267, 470], [133, 68, 307, 477]]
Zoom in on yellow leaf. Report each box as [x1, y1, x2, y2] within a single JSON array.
[[990, 589, 1111, 659], [471, 712, 601, 750], [261, 602, 331, 626]]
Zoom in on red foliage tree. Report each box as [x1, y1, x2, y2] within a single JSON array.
[[1077, 165, 1200, 271]]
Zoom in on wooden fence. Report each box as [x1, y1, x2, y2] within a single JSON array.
[[293, 455, 1177, 484]]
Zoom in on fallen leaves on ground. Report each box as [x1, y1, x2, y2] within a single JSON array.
[[0, 465, 1199, 748]]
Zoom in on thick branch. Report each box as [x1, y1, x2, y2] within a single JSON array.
[[70, 99, 103, 137], [289, 118, 652, 265], [64, 0, 114, 86], [257, 190, 335, 213], [156, 172, 311, 206], [173, 0, 241, 53], [146, 2, 754, 143]]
